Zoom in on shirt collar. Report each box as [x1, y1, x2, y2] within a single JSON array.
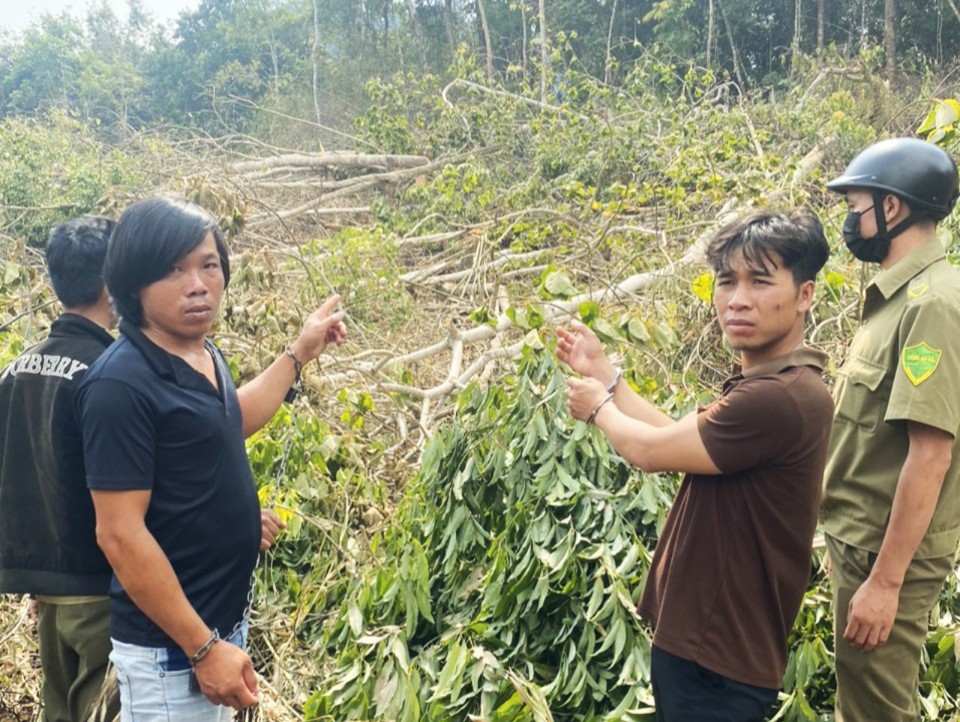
[[118, 320, 221, 397], [872, 240, 945, 300], [119, 320, 176, 380], [726, 347, 827, 390], [50, 313, 115, 346]]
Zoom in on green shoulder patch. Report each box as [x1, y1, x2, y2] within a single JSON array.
[[907, 281, 929, 299], [902, 342, 942, 386]]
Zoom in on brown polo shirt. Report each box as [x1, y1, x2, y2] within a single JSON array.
[[637, 348, 833, 689]]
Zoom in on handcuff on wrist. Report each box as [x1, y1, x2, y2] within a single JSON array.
[[188, 628, 220, 667], [604, 367, 623, 394], [283, 345, 303, 403], [586, 391, 615, 424]]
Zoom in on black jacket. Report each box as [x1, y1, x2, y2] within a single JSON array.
[[0, 314, 113, 595]]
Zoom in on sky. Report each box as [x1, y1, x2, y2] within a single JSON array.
[[1, 0, 200, 34]]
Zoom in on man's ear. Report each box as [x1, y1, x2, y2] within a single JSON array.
[[797, 279, 815, 312], [884, 193, 905, 223]]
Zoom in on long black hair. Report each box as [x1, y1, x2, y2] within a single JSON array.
[[105, 196, 230, 326]]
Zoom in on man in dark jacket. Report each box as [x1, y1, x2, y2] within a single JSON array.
[[0, 216, 118, 722]]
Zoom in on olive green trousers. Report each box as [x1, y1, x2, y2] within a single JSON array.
[[827, 535, 954, 722], [36, 598, 115, 722]]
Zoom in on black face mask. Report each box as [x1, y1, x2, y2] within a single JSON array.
[[842, 205, 890, 264]]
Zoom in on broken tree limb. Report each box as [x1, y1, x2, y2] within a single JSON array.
[[271, 141, 828, 440], [441, 78, 591, 121], [232, 151, 429, 174], [247, 151, 499, 226]]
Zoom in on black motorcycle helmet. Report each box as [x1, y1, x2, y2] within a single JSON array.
[[827, 138, 959, 221]]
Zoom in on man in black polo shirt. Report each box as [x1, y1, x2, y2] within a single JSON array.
[[559, 211, 834, 721], [0, 216, 119, 722], [77, 196, 346, 720]]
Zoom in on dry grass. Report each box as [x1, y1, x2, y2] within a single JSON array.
[[0, 597, 40, 722], [0, 594, 323, 722]]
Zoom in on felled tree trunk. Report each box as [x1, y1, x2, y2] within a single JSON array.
[[231, 152, 429, 175]]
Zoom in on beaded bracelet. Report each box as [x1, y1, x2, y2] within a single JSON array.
[[189, 629, 220, 667]]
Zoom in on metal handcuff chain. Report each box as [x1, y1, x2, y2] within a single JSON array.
[[224, 378, 302, 645]]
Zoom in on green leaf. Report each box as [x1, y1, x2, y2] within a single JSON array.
[[585, 576, 606, 620], [392, 636, 411, 673], [506, 305, 527, 329], [544, 270, 578, 298], [626, 316, 650, 343], [649, 322, 678, 348], [526, 305, 545, 329], [524, 329, 545, 350], [347, 602, 363, 636], [374, 669, 400, 716], [508, 305, 544, 330], [579, 300, 601, 323], [615, 543, 639, 577], [3, 262, 21, 287], [825, 270, 846, 291], [469, 306, 495, 326], [918, 108, 939, 136], [433, 640, 467, 701], [593, 318, 622, 342], [534, 545, 561, 571], [936, 99, 960, 130]]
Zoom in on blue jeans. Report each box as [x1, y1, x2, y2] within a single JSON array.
[[109, 622, 248, 722]]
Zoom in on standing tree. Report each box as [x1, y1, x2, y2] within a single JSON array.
[[605, 0, 619, 84], [884, 0, 897, 79], [538, 0, 549, 102], [311, 0, 322, 126], [707, 0, 716, 68], [443, 0, 457, 65], [817, 0, 825, 50], [403, 0, 428, 70], [718, 0, 747, 89], [791, 0, 802, 78], [477, 0, 494, 80]]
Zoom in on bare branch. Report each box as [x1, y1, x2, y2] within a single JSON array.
[[232, 152, 429, 174]]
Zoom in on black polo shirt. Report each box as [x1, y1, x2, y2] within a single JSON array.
[[77, 321, 260, 648]]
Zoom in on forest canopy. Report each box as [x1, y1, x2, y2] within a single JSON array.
[[2, 0, 960, 134]]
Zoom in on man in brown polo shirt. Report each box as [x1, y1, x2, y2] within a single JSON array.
[[560, 210, 833, 721]]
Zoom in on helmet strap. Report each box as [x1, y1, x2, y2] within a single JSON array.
[[872, 190, 920, 243]]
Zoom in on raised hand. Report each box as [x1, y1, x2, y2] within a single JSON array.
[[290, 294, 347, 363], [555, 320, 616, 383]]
